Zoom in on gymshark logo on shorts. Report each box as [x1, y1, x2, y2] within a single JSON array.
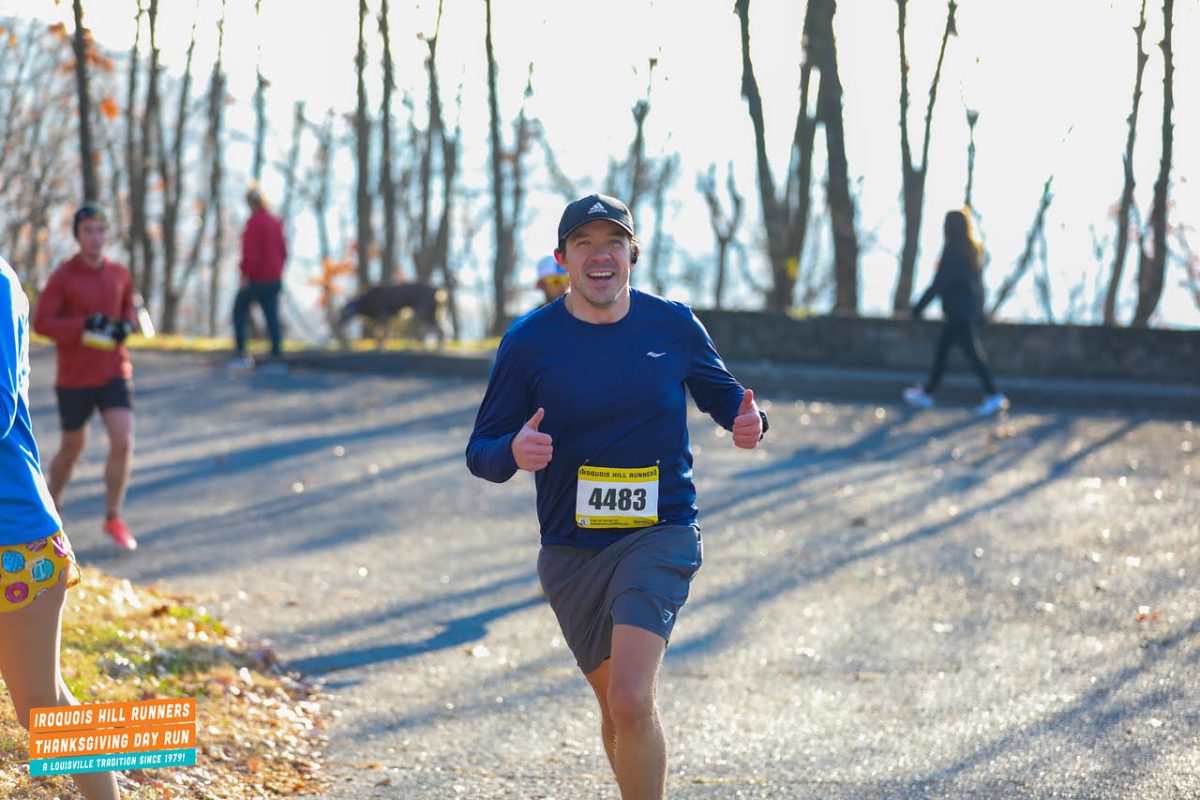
[[647, 351, 665, 358], [662, 609, 674, 623], [587, 202, 607, 214]]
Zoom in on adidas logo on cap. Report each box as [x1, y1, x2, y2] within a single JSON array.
[[558, 193, 635, 241]]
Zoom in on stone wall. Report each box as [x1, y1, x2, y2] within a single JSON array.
[[694, 311, 1200, 384]]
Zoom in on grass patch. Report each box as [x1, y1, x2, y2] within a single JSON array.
[[0, 571, 328, 799]]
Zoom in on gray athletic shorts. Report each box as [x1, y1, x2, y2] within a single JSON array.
[[536, 523, 703, 675]]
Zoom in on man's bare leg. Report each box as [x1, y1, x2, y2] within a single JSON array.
[[585, 659, 617, 772], [606, 623, 667, 800], [99, 408, 133, 518], [47, 427, 87, 508]]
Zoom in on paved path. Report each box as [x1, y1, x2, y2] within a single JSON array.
[[31, 349, 1199, 798]]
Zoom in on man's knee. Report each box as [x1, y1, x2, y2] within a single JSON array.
[[109, 433, 134, 458], [607, 681, 657, 733]]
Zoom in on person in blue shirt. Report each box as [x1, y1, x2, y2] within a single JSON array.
[[1, 258, 121, 799], [903, 208, 1009, 417], [467, 193, 767, 799]]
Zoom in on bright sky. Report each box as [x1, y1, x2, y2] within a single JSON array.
[[7, 0, 1199, 330]]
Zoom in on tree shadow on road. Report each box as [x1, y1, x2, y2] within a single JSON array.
[[672, 414, 1146, 662], [896, 614, 1200, 797], [286, 595, 545, 676]]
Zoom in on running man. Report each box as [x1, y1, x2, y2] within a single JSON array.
[[33, 205, 138, 551], [466, 193, 767, 798]]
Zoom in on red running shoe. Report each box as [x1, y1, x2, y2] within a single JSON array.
[[103, 517, 138, 551]]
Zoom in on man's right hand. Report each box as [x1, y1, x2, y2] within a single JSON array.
[[85, 313, 110, 331], [512, 407, 553, 472]]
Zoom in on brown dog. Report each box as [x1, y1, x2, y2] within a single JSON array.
[[337, 282, 446, 348]]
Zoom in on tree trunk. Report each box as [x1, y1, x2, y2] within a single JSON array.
[[138, 0, 161, 314], [484, 0, 518, 336], [279, 101, 305, 237], [158, 3, 198, 335], [252, 0, 267, 183], [811, 0, 858, 315], [412, 0, 448, 286], [1131, 0, 1173, 328], [734, 0, 816, 313], [71, 0, 97, 202], [124, 1, 143, 288], [1104, 0, 1148, 326], [354, 0, 373, 289], [893, 0, 956, 313], [699, 163, 743, 310], [205, 0, 227, 338], [378, 0, 399, 284]]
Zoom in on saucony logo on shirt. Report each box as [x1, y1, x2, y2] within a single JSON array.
[[647, 351, 666, 358], [587, 202, 607, 214]]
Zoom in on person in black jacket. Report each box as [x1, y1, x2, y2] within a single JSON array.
[[903, 209, 1009, 416]]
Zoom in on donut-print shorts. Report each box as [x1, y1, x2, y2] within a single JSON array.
[[0, 532, 82, 612]]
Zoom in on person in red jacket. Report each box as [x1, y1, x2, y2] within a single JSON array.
[[32, 204, 138, 551], [229, 187, 288, 370]]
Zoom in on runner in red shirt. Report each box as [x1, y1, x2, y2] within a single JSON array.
[[32, 205, 138, 551]]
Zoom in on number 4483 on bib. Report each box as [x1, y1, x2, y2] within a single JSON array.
[[575, 465, 659, 529]]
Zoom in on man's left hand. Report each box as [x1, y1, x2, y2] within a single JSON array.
[[732, 389, 763, 449]]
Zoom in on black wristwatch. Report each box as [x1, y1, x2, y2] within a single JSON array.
[[757, 410, 769, 440]]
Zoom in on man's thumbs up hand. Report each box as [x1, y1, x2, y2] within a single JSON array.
[[512, 407, 553, 471], [732, 389, 763, 450]]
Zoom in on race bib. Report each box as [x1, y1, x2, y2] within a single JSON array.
[[575, 465, 659, 529]]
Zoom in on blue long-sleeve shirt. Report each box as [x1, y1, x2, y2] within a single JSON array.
[[1, 258, 62, 544], [467, 289, 745, 548]]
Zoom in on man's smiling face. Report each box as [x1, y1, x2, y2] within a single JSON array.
[[558, 219, 635, 323]]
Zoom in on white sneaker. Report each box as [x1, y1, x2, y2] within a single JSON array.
[[903, 386, 934, 409], [975, 393, 1010, 417], [226, 356, 256, 371]]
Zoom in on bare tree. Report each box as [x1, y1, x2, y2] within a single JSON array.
[[278, 101, 306, 237], [963, 107, 979, 207], [810, 0, 859, 315], [2, 20, 87, 282], [158, 1, 200, 334], [604, 59, 660, 218], [989, 173, 1054, 317], [204, 0, 228, 337], [734, 0, 818, 312], [306, 110, 336, 264], [137, 0, 162, 310], [893, 0, 957, 313], [354, 0, 374, 288], [377, 0, 399, 284], [698, 163, 744, 309], [1104, 0, 1149, 326], [123, 1, 144, 287], [645, 154, 679, 296], [410, 0, 460, 297], [251, 0, 267, 183], [70, 0, 97, 202], [484, 0, 534, 335], [1132, 0, 1174, 327]]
